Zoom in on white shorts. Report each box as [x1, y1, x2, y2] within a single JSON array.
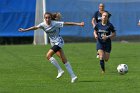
[[50, 36, 64, 48]]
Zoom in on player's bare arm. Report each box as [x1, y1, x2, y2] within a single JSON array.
[[91, 18, 96, 27], [18, 26, 39, 32], [102, 32, 116, 40], [93, 30, 98, 40], [64, 22, 84, 26], [137, 19, 140, 26], [109, 32, 116, 39]]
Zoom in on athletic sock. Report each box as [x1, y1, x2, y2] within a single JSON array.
[[49, 57, 63, 72], [100, 60, 105, 71], [65, 62, 76, 78]]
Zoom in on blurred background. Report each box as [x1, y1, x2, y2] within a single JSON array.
[[0, 0, 140, 44]]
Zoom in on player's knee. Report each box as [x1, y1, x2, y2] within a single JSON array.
[[61, 57, 67, 63], [99, 55, 104, 60], [46, 53, 52, 60]]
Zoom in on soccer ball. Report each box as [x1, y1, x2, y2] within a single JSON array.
[[117, 64, 128, 75]]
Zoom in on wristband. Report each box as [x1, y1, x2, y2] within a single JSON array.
[[107, 36, 110, 39]]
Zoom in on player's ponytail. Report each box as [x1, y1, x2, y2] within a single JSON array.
[[52, 12, 62, 21]]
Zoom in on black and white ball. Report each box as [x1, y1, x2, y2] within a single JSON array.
[[117, 64, 128, 75]]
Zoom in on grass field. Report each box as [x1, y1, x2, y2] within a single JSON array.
[[0, 42, 140, 93]]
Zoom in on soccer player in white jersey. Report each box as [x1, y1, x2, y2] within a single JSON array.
[[19, 12, 84, 83]]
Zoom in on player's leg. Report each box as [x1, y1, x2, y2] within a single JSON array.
[[98, 49, 105, 73], [96, 51, 99, 58], [104, 42, 111, 62], [104, 52, 110, 62], [96, 41, 106, 73], [46, 49, 55, 60], [56, 49, 77, 83], [56, 49, 67, 64], [46, 46, 64, 78]]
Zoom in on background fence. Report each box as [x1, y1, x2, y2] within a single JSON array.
[[0, 0, 140, 44]]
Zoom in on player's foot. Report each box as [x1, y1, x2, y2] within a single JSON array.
[[71, 76, 78, 83], [101, 71, 105, 74], [96, 54, 99, 58], [56, 70, 64, 79]]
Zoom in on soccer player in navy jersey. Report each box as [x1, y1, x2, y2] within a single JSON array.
[[92, 3, 111, 58], [92, 3, 111, 27], [93, 12, 116, 73], [19, 12, 84, 83]]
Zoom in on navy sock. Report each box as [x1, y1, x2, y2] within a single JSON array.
[[100, 60, 105, 71]]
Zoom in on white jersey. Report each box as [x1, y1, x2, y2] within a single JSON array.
[[36, 21, 64, 47]]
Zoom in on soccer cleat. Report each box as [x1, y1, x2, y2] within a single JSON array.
[[71, 76, 78, 83], [56, 70, 64, 79], [101, 71, 105, 74]]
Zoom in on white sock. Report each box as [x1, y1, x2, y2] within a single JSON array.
[[49, 57, 63, 72], [65, 62, 76, 78]]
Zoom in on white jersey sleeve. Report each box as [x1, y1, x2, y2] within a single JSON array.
[[53, 21, 64, 28], [36, 22, 45, 29]]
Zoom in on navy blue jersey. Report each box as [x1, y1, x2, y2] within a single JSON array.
[[94, 22, 115, 43], [93, 11, 111, 23]]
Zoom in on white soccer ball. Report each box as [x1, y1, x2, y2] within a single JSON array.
[[117, 64, 128, 75]]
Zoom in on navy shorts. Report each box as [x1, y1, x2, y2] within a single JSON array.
[[96, 40, 112, 53], [51, 45, 61, 53]]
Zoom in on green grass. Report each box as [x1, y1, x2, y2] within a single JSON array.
[[0, 42, 140, 93]]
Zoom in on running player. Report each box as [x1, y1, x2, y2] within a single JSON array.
[[93, 12, 116, 73], [92, 3, 111, 27], [92, 3, 112, 58], [19, 12, 84, 83]]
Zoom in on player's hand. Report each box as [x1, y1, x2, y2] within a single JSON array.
[[80, 22, 84, 27], [138, 22, 140, 26], [102, 35, 108, 41], [94, 35, 98, 40], [18, 28, 26, 32]]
